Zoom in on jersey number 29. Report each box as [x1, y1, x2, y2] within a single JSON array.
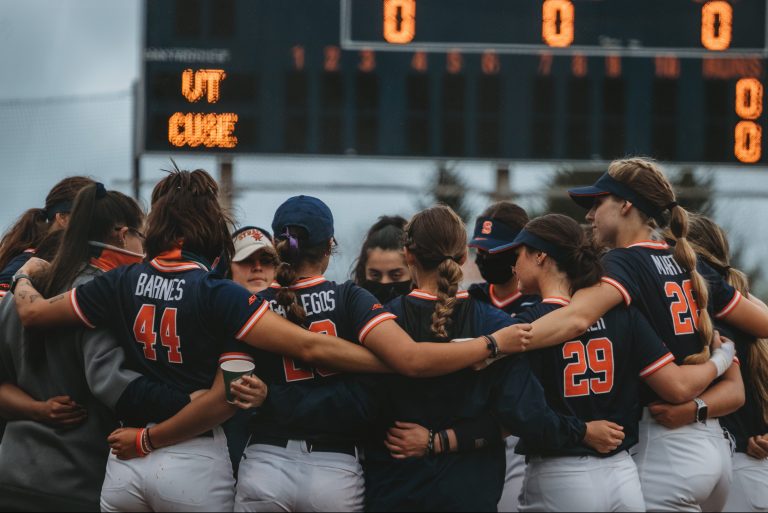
[[562, 337, 614, 397], [133, 304, 183, 364], [283, 320, 339, 382]]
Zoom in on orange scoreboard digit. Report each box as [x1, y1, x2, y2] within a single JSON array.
[[142, 0, 767, 164]]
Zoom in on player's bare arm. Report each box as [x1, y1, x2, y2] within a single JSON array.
[[644, 334, 735, 404], [108, 370, 257, 459], [12, 275, 79, 328], [719, 293, 768, 338], [0, 383, 86, 427], [362, 319, 531, 378], [649, 363, 746, 429], [528, 283, 623, 351]]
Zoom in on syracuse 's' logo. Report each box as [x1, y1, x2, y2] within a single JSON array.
[[481, 221, 493, 235]]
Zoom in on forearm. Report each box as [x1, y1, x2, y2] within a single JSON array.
[[648, 362, 718, 404], [390, 338, 492, 378], [13, 278, 76, 327], [700, 365, 745, 418], [147, 374, 236, 449], [0, 382, 42, 421]]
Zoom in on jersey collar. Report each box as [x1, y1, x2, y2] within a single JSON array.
[[541, 296, 571, 306], [150, 249, 211, 273], [489, 284, 522, 308], [408, 289, 470, 301], [88, 242, 144, 272], [268, 276, 327, 290], [628, 240, 670, 250]]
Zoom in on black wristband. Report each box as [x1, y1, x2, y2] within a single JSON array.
[[10, 273, 30, 295], [439, 430, 450, 454], [484, 334, 499, 358]]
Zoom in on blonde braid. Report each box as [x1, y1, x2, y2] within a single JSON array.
[[430, 259, 463, 339]]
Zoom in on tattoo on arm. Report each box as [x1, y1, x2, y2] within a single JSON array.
[[49, 294, 66, 304]]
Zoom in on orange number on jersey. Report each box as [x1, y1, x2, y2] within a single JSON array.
[[542, 0, 574, 48], [383, 0, 416, 44], [563, 338, 615, 398], [665, 280, 698, 335], [160, 308, 183, 364], [283, 319, 339, 381], [701, 1, 732, 51], [563, 341, 589, 397], [587, 338, 614, 394], [133, 304, 157, 360], [132, 304, 184, 363]]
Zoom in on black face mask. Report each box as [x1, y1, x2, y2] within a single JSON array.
[[362, 280, 413, 304], [475, 252, 516, 285]]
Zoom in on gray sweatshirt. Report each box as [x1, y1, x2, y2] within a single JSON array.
[[0, 266, 142, 512]]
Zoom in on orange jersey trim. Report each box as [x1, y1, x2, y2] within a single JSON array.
[[70, 289, 95, 329], [235, 300, 270, 340], [541, 297, 571, 306], [601, 277, 632, 306], [359, 312, 397, 344], [628, 240, 670, 250], [639, 352, 675, 378], [289, 276, 327, 290], [408, 289, 470, 301], [715, 290, 743, 319], [489, 285, 522, 309]]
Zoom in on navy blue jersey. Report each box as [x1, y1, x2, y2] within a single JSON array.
[[71, 250, 268, 393], [720, 328, 767, 454], [467, 282, 540, 316], [0, 251, 34, 299], [601, 241, 740, 366], [516, 298, 673, 457], [362, 290, 586, 512], [244, 276, 395, 440]]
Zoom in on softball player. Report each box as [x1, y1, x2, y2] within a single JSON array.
[[524, 158, 768, 511], [233, 196, 535, 512], [10, 170, 404, 511], [507, 214, 734, 512], [686, 214, 768, 512], [0, 176, 93, 299], [352, 215, 413, 304], [467, 201, 538, 512]]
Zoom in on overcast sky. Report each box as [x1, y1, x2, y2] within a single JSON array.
[[1, 0, 767, 290]]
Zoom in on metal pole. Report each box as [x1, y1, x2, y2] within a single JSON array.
[[219, 157, 234, 212]]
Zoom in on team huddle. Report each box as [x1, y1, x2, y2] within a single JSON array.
[[0, 157, 767, 512]]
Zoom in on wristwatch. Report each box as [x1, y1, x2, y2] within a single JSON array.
[[10, 273, 31, 294], [694, 397, 708, 424]]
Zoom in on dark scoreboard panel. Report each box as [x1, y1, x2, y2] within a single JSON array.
[[142, 0, 768, 164]]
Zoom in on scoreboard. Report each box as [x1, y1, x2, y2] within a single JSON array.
[[142, 0, 768, 164]]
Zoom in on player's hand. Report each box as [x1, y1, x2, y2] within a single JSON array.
[[384, 421, 429, 459], [583, 420, 624, 453], [747, 434, 768, 460], [710, 331, 723, 351], [648, 400, 697, 429], [34, 395, 87, 427], [18, 256, 51, 276], [230, 375, 268, 409], [108, 427, 141, 460], [493, 323, 532, 354]]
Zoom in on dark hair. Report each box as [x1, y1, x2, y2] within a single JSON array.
[[405, 205, 466, 338], [523, 214, 603, 295], [145, 168, 233, 264], [36, 183, 144, 297], [609, 157, 713, 364], [0, 176, 94, 271], [274, 225, 333, 327], [477, 201, 529, 233], [352, 215, 408, 284]]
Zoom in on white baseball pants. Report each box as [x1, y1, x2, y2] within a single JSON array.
[[723, 452, 768, 512], [498, 435, 525, 512]]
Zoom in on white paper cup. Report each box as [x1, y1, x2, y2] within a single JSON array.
[[221, 359, 255, 403]]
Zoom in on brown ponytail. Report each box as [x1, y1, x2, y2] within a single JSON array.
[[0, 176, 94, 270], [274, 226, 332, 327], [688, 214, 768, 424], [404, 205, 466, 339], [608, 157, 713, 364]]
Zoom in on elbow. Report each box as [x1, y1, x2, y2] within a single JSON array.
[[662, 383, 694, 405], [389, 350, 429, 378], [569, 317, 592, 339]]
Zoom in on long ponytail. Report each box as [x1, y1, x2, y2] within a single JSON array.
[[608, 158, 713, 364], [688, 214, 768, 424], [404, 205, 466, 339]]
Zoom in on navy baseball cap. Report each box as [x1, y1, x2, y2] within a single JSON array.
[[506, 228, 567, 264], [468, 217, 522, 254], [568, 172, 665, 223], [272, 195, 334, 246]]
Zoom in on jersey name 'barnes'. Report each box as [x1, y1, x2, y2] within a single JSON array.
[[134, 273, 185, 301]]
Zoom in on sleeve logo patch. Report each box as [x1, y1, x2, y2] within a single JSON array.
[[371, 303, 383, 310], [248, 294, 258, 305]]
